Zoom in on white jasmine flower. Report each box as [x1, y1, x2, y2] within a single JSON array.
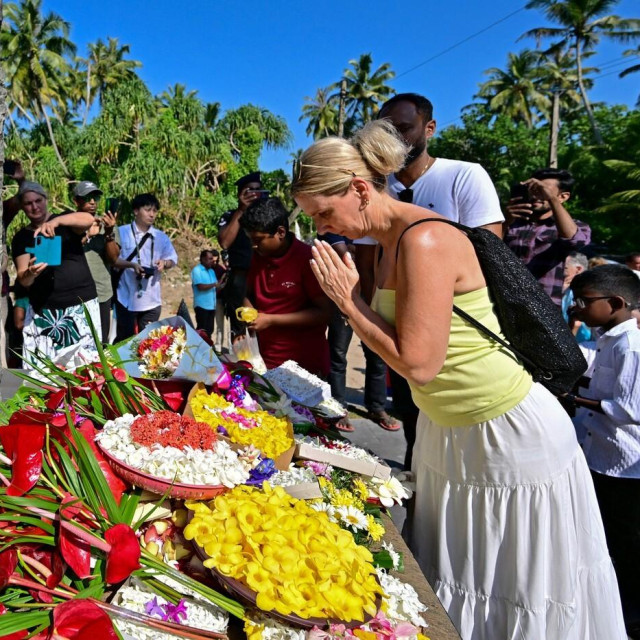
[[382, 541, 402, 571], [376, 569, 428, 627]]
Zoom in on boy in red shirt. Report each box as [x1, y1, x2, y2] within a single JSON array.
[[240, 197, 331, 375]]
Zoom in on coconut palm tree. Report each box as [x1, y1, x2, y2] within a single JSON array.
[[522, 0, 640, 144], [79, 37, 141, 126], [474, 50, 551, 127], [339, 53, 395, 124], [299, 87, 339, 139], [2, 0, 76, 172]]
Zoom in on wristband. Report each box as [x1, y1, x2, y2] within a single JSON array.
[[104, 234, 115, 242]]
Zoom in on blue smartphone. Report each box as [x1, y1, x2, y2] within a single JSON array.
[[26, 235, 61, 267]]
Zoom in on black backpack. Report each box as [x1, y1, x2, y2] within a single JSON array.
[[395, 218, 587, 395]]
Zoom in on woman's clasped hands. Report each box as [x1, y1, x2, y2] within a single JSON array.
[[310, 240, 360, 311]]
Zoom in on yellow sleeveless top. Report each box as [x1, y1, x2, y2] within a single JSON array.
[[372, 287, 532, 427]]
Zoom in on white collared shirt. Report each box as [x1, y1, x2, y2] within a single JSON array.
[[576, 318, 640, 478], [116, 223, 178, 312]]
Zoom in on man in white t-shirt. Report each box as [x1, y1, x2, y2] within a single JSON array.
[[356, 92, 504, 467], [114, 193, 178, 341]]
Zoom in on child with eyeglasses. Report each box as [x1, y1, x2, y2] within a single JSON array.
[[568, 263, 640, 635]]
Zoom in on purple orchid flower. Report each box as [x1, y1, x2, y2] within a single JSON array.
[[144, 596, 166, 619], [163, 599, 188, 623]]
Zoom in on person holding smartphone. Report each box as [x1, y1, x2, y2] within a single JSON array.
[[504, 168, 591, 306], [11, 181, 99, 372], [218, 172, 267, 338], [73, 181, 121, 342]]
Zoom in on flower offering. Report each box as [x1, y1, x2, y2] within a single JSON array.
[[135, 325, 187, 378], [97, 413, 251, 487], [190, 388, 294, 461], [185, 483, 382, 622]]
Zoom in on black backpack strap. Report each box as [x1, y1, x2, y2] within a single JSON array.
[[394, 218, 541, 374], [124, 232, 151, 263], [394, 217, 467, 263]]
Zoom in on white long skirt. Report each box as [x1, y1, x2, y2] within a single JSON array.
[[410, 382, 626, 640]]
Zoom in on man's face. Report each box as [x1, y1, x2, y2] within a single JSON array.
[[134, 205, 158, 227], [75, 192, 101, 215], [626, 256, 640, 271], [247, 228, 286, 257], [530, 178, 565, 215], [21, 192, 48, 225], [563, 260, 584, 285], [201, 252, 215, 269], [379, 101, 435, 166]]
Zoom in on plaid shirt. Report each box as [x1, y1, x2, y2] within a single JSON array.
[[504, 218, 591, 306]]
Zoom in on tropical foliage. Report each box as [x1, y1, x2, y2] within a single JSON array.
[[521, 0, 640, 144], [0, 0, 292, 243], [299, 53, 396, 140]]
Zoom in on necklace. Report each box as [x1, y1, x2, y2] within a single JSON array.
[[415, 155, 435, 181]]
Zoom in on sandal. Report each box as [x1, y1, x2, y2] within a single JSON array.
[[367, 410, 401, 432], [335, 417, 354, 432]]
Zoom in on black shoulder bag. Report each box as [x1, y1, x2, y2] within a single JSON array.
[[395, 218, 587, 395]]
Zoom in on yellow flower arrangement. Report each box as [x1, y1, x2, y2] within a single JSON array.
[[190, 389, 294, 460], [184, 484, 381, 622]]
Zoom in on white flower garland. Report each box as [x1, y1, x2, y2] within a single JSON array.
[[97, 414, 250, 487], [114, 579, 228, 640], [376, 569, 428, 628]]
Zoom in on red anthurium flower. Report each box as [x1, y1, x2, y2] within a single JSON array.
[[23, 547, 65, 591], [0, 549, 18, 590], [51, 599, 119, 639], [104, 524, 140, 584], [76, 422, 127, 504], [0, 631, 28, 639], [0, 424, 46, 496], [112, 368, 128, 383], [45, 389, 67, 411], [58, 498, 91, 580]]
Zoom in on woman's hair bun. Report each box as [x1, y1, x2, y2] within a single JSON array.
[[351, 120, 408, 178]]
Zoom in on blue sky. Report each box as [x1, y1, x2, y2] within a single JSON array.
[[45, 0, 639, 172]]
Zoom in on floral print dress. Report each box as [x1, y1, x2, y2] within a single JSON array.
[[22, 298, 101, 372]]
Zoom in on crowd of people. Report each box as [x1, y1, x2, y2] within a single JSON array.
[[1, 90, 639, 640]]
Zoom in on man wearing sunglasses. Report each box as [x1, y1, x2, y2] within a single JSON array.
[[352, 92, 504, 466]]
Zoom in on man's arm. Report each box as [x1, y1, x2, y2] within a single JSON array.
[[479, 221, 504, 237], [103, 212, 120, 265], [524, 178, 577, 239], [455, 163, 504, 236], [218, 210, 243, 250]]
